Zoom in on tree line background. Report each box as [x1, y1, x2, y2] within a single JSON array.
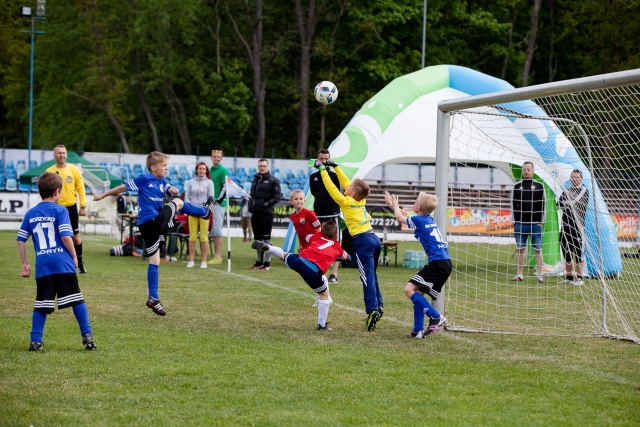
[[0, 0, 638, 159]]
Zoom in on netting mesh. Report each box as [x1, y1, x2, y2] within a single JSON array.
[[79, 166, 120, 240], [443, 80, 640, 343]]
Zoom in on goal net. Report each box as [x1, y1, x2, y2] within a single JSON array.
[[79, 165, 121, 240], [436, 69, 640, 343]]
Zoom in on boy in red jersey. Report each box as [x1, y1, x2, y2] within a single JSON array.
[[252, 221, 350, 331], [289, 189, 321, 251]]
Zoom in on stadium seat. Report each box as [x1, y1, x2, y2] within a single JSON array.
[[249, 167, 257, 176], [29, 160, 38, 170], [85, 185, 92, 195], [242, 181, 252, 193], [19, 183, 30, 193], [110, 167, 123, 179], [0, 174, 5, 191], [31, 184, 38, 192], [5, 169, 17, 180], [5, 178, 18, 192], [296, 169, 307, 180], [16, 160, 26, 177], [280, 184, 292, 200], [236, 167, 247, 177]]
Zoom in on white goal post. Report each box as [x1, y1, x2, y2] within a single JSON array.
[[435, 69, 640, 343]]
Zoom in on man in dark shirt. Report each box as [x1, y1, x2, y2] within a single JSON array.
[[248, 158, 282, 270], [557, 169, 589, 285], [309, 148, 341, 283], [510, 161, 546, 283]]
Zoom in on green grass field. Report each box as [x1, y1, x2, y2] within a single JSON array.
[[1, 230, 639, 426]]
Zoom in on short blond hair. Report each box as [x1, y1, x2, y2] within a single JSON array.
[[146, 151, 169, 170], [289, 189, 304, 202], [417, 192, 438, 214], [351, 178, 370, 201]]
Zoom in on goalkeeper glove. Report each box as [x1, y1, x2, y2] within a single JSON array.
[[323, 160, 338, 168], [308, 159, 325, 170]]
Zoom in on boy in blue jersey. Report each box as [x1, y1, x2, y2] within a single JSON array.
[[385, 191, 451, 338], [94, 152, 215, 316], [17, 172, 96, 351]]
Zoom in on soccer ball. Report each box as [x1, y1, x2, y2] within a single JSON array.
[[314, 81, 338, 105]]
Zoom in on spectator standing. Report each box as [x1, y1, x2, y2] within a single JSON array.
[[248, 158, 282, 270], [557, 170, 589, 285], [309, 148, 342, 283], [239, 197, 253, 242], [209, 149, 229, 265], [184, 162, 214, 269], [46, 145, 88, 274], [510, 161, 546, 283]]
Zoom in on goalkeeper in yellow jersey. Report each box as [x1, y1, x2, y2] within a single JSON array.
[[46, 145, 88, 274], [309, 158, 383, 331]]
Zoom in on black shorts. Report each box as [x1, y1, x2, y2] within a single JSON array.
[[34, 273, 84, 314], [139, 203, 177, 257], [561, 226, 585, 262], [408, 259, 452, 301], [251, 213, 274, 241], [65, 204, 80, 235]]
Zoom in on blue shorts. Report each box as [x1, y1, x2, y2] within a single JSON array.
[[514, 223, 542, 251], [283, 253, 328, 293]]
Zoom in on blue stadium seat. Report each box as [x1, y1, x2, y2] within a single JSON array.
[[85, 185, 92, 195], [0, 174, 5, 191], [6, 169, 17, 180], [19, 183, 30, 192], [31, 184, 38, 192], [236, 167, 247, 177], [249, 167, 257, 176], [16, 160, 27, 177], [109, 167, 123, 179], [29, 160, 38, 170], [296, 169, 307, 179], [5, 178, 18, 192], [280, 183, 292, 200], [242, 181, 253, 193]]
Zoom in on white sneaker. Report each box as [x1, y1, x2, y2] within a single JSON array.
[[575, 278, 584, 285], [200, 262, 207, 269], [559, 278, 574, 284], [186, 261, 195, 268]]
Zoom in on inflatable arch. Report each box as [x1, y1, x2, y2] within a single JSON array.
[[285, 64, 622, 276]]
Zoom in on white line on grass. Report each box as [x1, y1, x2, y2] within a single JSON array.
[[222, 269, 637, 387]]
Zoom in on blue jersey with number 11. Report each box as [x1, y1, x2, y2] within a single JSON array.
[[17, 202, 76, 278], [406, 214, 450, 262]]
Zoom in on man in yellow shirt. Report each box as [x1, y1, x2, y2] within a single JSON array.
[[46, 145, 88, 274]]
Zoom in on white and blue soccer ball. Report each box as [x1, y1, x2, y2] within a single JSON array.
[[314, 81, 338, 105]]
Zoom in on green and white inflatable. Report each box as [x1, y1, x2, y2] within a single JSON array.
[[286, 65, 621, 276]]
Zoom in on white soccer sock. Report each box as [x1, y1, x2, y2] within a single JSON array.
[[267, 245, 284, 259], [317, 299, 331, 326]]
